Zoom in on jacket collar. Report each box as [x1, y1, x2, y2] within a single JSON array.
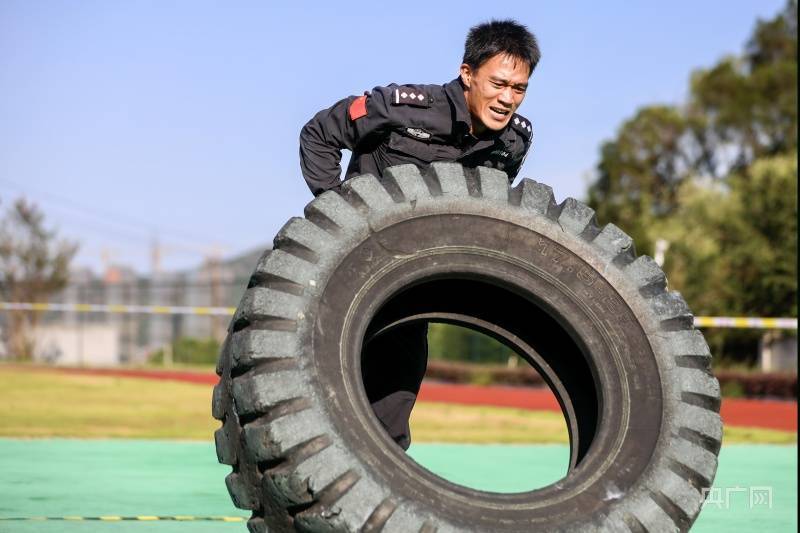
[[444, 77, 472, 130]]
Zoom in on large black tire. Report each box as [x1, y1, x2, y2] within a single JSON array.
[[213, 163, 722, 533]]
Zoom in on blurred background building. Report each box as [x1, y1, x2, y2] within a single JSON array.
[[1, 247, 264, 366]]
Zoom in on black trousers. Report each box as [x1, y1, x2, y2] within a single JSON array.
[[361, 322, 428, 450]]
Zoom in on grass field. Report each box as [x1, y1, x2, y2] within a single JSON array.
[[1, 366, 796, 444], [1, 367, 217, 439]]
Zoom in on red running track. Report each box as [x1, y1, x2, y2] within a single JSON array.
[[45, 366, 797, 432], [417, 382, 797, 432]]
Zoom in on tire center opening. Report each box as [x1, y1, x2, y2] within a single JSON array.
[[360, 275, 600, 493]]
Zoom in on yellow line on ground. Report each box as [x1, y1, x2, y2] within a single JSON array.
[[0, 516, 248, 522]]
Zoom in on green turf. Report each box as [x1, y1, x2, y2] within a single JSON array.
[[0, 439, 248, 532], [407, 443, 570, 491], [691, 444, 798, 532], [0, 439, 795, 532]]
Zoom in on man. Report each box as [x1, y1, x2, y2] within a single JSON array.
[[299, 20, 540, 450]]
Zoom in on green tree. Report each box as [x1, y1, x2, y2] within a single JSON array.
[[589, 2, 797, 253], [588, 106, 693, 252], [723, 154, 797, 318], [688, 0, 797, 172], [652, 154, 797, 363], [0, 198, 78, 360], [586, 2, 797, 362], [721, 154, 798, 363]]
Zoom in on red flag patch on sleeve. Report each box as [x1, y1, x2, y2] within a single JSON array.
[[348, 95, 368, 121]]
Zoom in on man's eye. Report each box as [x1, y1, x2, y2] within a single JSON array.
[[491, 82, 504, 89]]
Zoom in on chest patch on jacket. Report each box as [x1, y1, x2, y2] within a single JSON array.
[[406, 127, 431, 140]]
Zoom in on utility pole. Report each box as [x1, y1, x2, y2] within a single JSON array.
[[150, 236, 162, 276], [654, 239, 670, 267], [149, 235, 161, 359], [208, 245, 225, 342], [77, 283, 85, 366], [147, 237, 228, 343]]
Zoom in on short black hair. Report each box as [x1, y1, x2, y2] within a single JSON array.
[[463, 20, 540, 76]]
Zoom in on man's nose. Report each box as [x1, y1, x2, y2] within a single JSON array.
[[498, 87, 514, 106]]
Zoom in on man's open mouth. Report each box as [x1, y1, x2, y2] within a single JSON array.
[[489, 106, 511, 119]]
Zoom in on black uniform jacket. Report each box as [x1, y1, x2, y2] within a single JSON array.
[[299, 78, 533, 196]]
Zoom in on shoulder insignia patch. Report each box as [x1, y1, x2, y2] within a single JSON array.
[[348, 95, 368, 121], [392, 87, 430, 108], [510, 114, 533, 140]]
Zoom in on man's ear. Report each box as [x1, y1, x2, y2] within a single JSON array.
[[459, 63, 472, 88]]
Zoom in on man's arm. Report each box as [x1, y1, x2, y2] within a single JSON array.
[[299, 88, 393, 196]]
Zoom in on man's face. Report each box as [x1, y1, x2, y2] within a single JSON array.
[[461, 53, 530, 135]]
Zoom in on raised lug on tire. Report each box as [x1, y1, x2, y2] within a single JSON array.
[[232, 370, 307, 416], [517, 178, 556, 215], [477, 166, 510, 201], [384, 164, 433, 203], [225, 472, 260, 511], [430, 162, 469, 197], [557, 197, 597, 236]]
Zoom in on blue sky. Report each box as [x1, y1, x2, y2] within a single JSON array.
[[0, 1, 786, 274]]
